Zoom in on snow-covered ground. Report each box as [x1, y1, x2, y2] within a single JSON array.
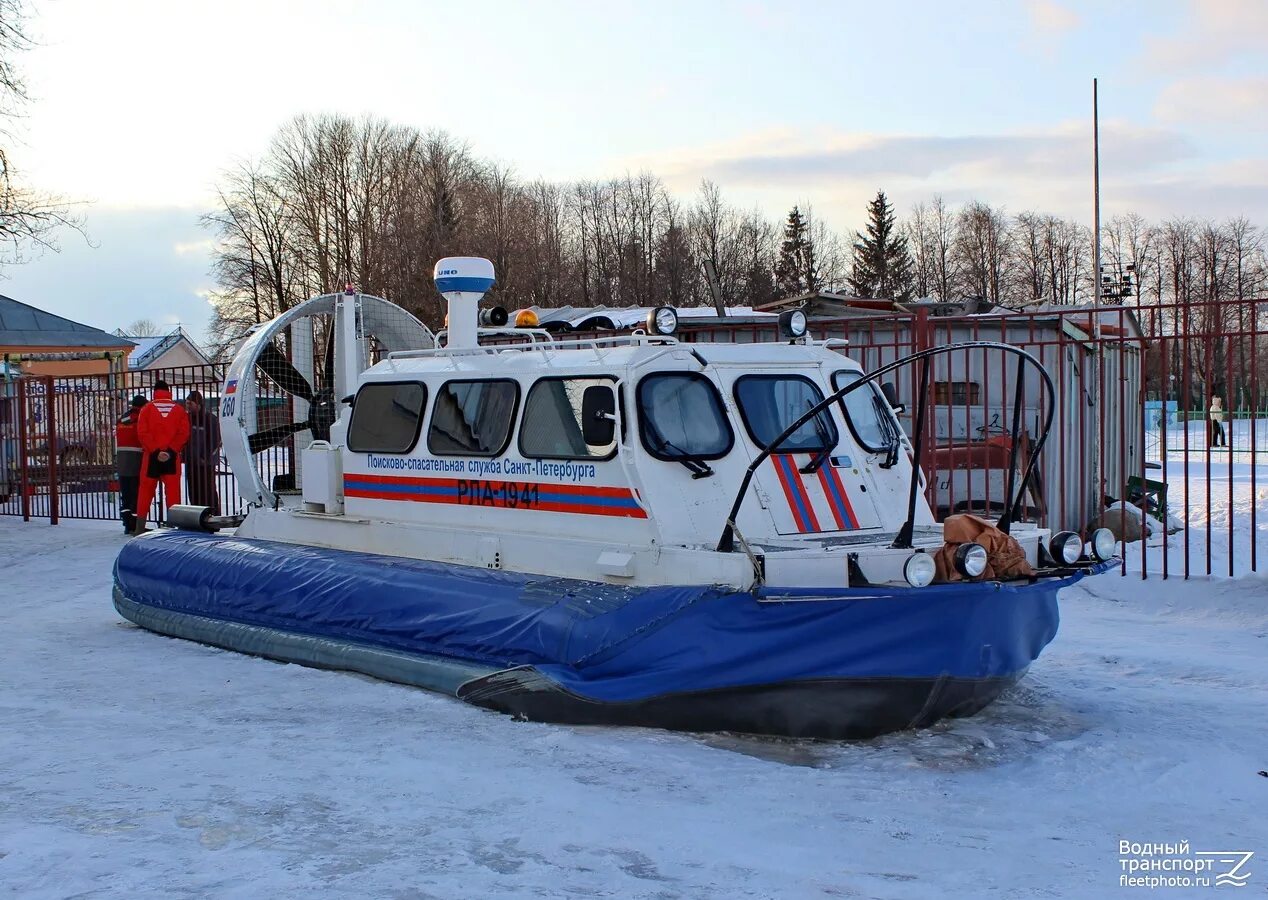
[[1125, 433, 1268, 577], [1, 520, 1265, 899]]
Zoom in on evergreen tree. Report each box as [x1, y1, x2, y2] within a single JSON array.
[[775, 206, 819, 296], [849, 191, 914, 300]]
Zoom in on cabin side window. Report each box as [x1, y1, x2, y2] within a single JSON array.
[[636, 373, 733, 461], [933, 381, 981, 405], [519, 377, 618, 460], [347, 382, 428, 453], [831, 370, 893, 453], [733, 374, 838, 453], [427, 379, 519, 457]]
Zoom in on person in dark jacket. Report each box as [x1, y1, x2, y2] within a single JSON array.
[[183, 390, 222, 513], [115, 394, 148, 533]]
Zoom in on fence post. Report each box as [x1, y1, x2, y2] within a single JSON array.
[[16, 377, 29, 522], [43, 375, 59, 525]]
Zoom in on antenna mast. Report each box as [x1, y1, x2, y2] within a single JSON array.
[[1093, 77, 1102, 308]]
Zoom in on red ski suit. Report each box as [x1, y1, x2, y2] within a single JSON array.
[[135, 389, 191, 520]]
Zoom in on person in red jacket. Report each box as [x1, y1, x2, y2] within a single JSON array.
[[133, 379, 191, 534]]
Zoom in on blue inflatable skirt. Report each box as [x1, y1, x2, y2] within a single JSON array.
[[113, 531, 1106, 739]]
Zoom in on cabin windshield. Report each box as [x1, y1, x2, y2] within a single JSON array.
[[831, 370, 895, 454], [734, 375, 837, 453], [637, 373, 732, 461]]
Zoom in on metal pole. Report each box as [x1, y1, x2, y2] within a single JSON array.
[[1093, 77, 1102, 307], [43, 375, 59, 525], [702, 259, 727, 317], [17, 377, 30, 521]]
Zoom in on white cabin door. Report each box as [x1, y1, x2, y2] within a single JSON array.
[[757, 452, 881, 535]]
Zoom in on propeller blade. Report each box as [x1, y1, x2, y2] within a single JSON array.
[[248, 420, 310, 454], [256, 341, 315, 403]]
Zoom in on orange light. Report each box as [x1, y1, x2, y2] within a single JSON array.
[[514, 309, 539, 328], [443, 313, 449, 328]]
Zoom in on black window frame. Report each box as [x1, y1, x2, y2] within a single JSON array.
[[636, 371, 734, 462], [518, 375, 620, 462], [346, 380, 428, 454], [831, 369, 894, 454], [426, 377, 521, 458], [733, 373, 839, 453]]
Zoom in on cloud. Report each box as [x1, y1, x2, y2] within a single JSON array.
[[616, 123, 1256, 232], [638, 122, 1195, 188], [1028, 0, 1080, 35], [1142, 0, 1268, 71], [0, 207, 217, 345], [174, 239, 216, 257], [1154, 76, 1268, 127]]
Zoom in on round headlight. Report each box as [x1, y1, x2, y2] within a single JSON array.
[[903, 551, 936, 588], [779, 308, 808, 339], [648, 306, 678, 335], [1049, 531, 1082, 565], [954, 542, 989, 578], [1091, 527, 1117, 562]]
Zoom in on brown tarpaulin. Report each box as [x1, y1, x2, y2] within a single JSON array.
[[934, 514, 1037, 582]]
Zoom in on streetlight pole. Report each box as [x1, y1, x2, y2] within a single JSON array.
[[1093, 77, 1102, 308]]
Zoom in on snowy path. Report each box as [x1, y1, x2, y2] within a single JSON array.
[[1, 520, 1265, 899]]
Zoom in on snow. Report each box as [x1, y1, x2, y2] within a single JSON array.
[[2, 518, 1266, 898]]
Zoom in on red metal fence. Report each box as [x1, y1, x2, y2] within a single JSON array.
[[0, 364, 291, 526], [3, 299, 1263, 578]]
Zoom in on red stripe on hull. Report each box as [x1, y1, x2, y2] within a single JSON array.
[[815, 465, 847, 530], [344, 475, 647, 519]]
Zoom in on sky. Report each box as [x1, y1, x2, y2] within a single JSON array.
[[2, 0, 1265, 345]]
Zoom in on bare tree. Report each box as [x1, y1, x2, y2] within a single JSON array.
[[805, 205, 847, 292], [0, 0, 80, 264], [954, 201, 1011, 305], [904, 196, 957, 300], [202, 162, 299, 355], [201, 108, 1268, 384], [1104, 213, 1155, 305], [117, 319, 162, 337]]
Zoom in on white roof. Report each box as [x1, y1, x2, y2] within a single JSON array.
[[367, 337, 864, 379]]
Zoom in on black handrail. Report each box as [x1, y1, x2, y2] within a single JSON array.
[[716, 341, 1056, 553], [997, 361, 1027, 533], [891, 355, 931, 549]]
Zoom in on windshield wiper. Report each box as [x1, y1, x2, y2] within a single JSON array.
[[799, 402, 833, 474], [647, 424, 714, 478]]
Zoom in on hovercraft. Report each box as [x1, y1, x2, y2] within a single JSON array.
[[113, 257, 1116, 739]]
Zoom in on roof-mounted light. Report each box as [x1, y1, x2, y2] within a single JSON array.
[[513, 309, 540, 328], [779, 308, 808, 339], [479, 307, 509, 327], [647, 306, 678, 336]]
